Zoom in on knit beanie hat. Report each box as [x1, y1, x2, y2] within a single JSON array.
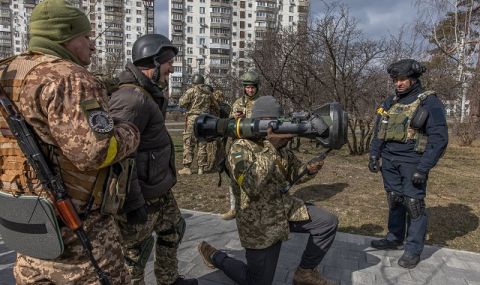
[[29, 0, 91, 43]]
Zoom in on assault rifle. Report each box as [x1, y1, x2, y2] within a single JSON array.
[[0, 87, 111, 285]]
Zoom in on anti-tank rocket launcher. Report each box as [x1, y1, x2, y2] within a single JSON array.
[[194, 102, 348, 150]]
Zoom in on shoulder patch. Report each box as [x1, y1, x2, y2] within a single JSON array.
[[80, 99, 114, 136], [88, 110, 114, 134]]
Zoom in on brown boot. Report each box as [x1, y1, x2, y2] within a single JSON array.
[[178, 167, 192, 175], [197, 241, 218, 269], [293, 267, 335, 285], [221, 209, 236, 220]]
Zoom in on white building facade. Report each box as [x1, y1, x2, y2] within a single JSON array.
[[169, 0, 309, 98], [0, 0, 154, 74]]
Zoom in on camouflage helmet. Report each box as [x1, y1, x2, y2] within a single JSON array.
[[251, 96, 283, 119], [192, 74, 205, 84], [241, 71, 260, 86], [387, 59, 426, 79], [132, 34, 178, 67]]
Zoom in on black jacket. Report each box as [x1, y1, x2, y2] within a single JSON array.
[[370, 80, 448, 174], [109, 63, 176, 212]]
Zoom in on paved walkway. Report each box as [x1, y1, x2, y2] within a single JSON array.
[[1, 210, 480, 285]]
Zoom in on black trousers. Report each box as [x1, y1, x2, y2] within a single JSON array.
[[212, 205, 338, 285]]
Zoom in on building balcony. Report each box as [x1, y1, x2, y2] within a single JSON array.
[[210, 22, 231, 28]]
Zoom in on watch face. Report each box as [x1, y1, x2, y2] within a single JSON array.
[[88, 110, 114, 134]]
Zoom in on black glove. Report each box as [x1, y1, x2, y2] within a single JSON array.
[[412, 172, 427, 185], [368, 156, 380, 173], [126, 205, 148, 225]]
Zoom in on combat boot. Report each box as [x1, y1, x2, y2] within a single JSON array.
[[172, 276, 198, 285], [198, 167, 204, 175], [293, 267, 335, 285], [398, 252, 420, 269], [178, 167, 192, 175], [221, 209, 236, 220], [198, 241, 218, 269], [370, 238, 403, 250]]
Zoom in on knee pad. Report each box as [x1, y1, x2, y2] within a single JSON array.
[[405, 198, 425, 220], [386, 191, 404, 209]]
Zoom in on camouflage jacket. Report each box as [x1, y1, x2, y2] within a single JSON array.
[[227, 139, 312, 249], [0, 53, 139, 207], [230, 94, 260, 118], [179, 84, 217, 115]]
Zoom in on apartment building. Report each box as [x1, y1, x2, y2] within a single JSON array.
[[168, 0, 309, 97], [0, 0, 154, 73]]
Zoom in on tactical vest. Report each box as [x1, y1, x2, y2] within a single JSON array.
[[0, 54, 108, 206], [377, 91, 434, 153]]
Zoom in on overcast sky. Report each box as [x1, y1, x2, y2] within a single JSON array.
[[154, 0, 419, 39]]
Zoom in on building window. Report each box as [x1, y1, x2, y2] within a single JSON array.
[[187, 16, 193, 23], [248, 3, 252, 7], [187, 47, 193, 54], [200, 17, 205, 24], [240, 1, 245, 8], [240, 31, 245, 38], [126, 9, 131, 13], [240, 11, 245, 18], [187, 5, 193, 12], [240, 21, 245, 28], [289, 16, 293, 22], [289, 5, 294, 13], [127, 50, 131, 55], [200, 27, 205, 34], [187, 58, 193, 64], [187, 27, 193, 33], [136, 18, 141, 23], [126, 17, 131, 22], [200, 38, 206, 45], [187, 37, 193, 44], [200, 7, 205, 14]]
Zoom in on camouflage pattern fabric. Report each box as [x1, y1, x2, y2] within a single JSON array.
[[226, 139, 312, 249], [117, 190, 183, 285], [230, 94, 259, 118], [1, 53, 139, 284], [179, 85, 216, 115], [179, 85, 217, 168], [182, 114, 207, 168], [14, 212, 131, 285]]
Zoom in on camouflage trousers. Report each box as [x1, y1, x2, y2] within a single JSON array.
[[205, 138, 226, 172], [182, 115, 207, 168], [14, 212, 131, 285], [116, 190, 184, 285]]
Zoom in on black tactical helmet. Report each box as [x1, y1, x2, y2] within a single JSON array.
[[251, 96, 283, 118], [241, 71, 260, 86], [192, 74, 205, 84], [387, 59, 426, 79], [132, 34, 178, 68]]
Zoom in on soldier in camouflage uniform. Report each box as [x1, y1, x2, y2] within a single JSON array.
[[178, 74, 218, 175], [0, 0, 140, 283], [220, 71, 262, 220], [198, 96, 338, 285], [205, 89, 231, 172], [109, 35, 197, 285]]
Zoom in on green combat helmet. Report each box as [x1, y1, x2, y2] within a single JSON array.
[[192, 74, 205, 85], [241, 71, 260, 86]]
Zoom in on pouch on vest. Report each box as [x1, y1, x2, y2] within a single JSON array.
[[0, 191, 63, 259], [101, 158, 135, 215], [385, 112, 409, 141]]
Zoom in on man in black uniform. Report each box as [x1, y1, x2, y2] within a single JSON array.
[[369, 59, 448, 268]]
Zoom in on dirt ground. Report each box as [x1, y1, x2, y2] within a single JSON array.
[[168, 128, 480, 253]]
